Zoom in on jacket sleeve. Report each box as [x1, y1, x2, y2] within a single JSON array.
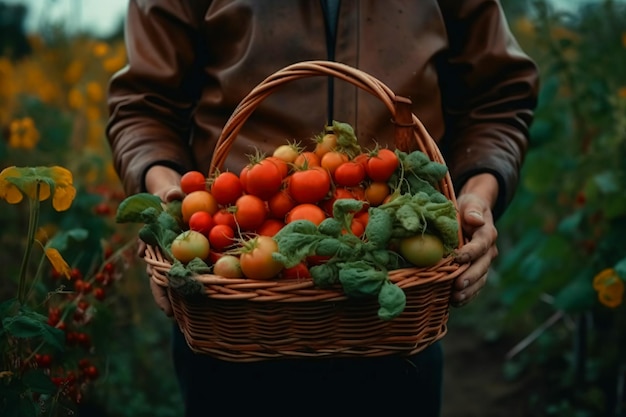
[[437, 0, 540, 219], [106, 0, 205, 196]]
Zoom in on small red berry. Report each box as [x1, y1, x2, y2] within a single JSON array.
[[84, 365, 99, 380], [103, 262, 115, 274], [70, 268, 82, 281], [94, 287, 105, 301]]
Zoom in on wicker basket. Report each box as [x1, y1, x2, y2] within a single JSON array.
[[145, 60, 468, 362]]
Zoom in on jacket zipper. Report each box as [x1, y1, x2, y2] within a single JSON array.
[[320, 0, 341, 125]]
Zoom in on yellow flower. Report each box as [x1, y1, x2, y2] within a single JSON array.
[[45, 248, 71, 279], [622, 32, 626, 48], [514, 17, 535, 36], [36, 224, 58, 245], [8, 117, 40, 150], [64, 60, 85, 85], [92, 41, 110, 58], [593, 268, 625, 308], [618, 87, 626, 99], [85, 106, 101, 122], [86, 82, 103, 103], [0, 166, 76, 211], [68, 87, 85, 110]]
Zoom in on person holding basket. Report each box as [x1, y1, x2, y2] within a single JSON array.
[[107, 1, 539, 415]]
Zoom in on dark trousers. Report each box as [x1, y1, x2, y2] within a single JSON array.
[[172, 324, 443, 416]]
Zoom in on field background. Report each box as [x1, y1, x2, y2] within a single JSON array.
[[2, 1, 626, 416]]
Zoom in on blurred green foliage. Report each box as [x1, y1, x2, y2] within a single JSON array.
[[492, 1, 626, 415]]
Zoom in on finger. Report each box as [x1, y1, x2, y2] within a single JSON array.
[[451, 272, 488, 307], [455, 225, 498, 264], [150, 278, 173, 317], [453, 248, 493, 292], [160, 186, 185, 203], [136, 239, 147, 258]]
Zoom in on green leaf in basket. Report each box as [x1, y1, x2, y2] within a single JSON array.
[[167, 260, 204, 298], [115, 193, 163, 223], [377, 280, 406, 321], [338, 260, 387, 297]]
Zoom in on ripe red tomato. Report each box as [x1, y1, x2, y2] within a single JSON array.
[[211, 171, 243, 205], [268, 189, 296, 219], [280, 262, 311, 280], [208, 224, 236, 252], [288, 167, 331, 204], [266, 156, 289, 179], [188, 211, 214, 237], [366, 148, 399, 182], [239, 236, 284, 280], [234, 194, 268, 231], [320, 187, 354, 216], [334, 161, 366, 187], [213, 208, 237, 229], [245, 158, 283, 200], [347, 218, 366, 238], [286, 203, 327, 226], [180, 171, 208, 194], [257, 218, 285, 237]]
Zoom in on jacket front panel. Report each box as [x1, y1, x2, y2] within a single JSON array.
[[107, 0, 539, 217]]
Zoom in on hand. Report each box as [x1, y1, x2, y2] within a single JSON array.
[[137, 239, 174, 316], [143, 165, 186, 315], [451, 174, 500, 307]]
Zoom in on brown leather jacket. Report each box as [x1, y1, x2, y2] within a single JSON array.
[[107, 0, 539, 218]]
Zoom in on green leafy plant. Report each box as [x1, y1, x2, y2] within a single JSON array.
[[0, 166, 132, 416]]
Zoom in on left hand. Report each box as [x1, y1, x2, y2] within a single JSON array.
[[451, 174, 500, 307]]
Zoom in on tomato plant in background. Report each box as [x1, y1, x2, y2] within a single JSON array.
[[0, 22, 183, 416], [490, 2, 626, 415]]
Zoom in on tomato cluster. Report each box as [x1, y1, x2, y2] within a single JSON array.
[[173, 131, 401, 280]]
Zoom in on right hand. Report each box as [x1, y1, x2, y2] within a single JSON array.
[[142, 165, 186, 316]]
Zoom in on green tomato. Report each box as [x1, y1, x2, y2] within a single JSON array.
[[171, 230, 210, 264], [398, 234, 444, 267]]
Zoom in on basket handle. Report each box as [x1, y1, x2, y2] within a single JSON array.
[[209, 60, 446, 176], [208, 61, 462, 248]]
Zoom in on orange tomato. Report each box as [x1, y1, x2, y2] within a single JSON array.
[[364, 181, 391, 206], [181, 190, 219, 223], [293, 151, 321, 168], [314, 132, 338, 158], [239, 236, 284, 280], [286, 203, 327, 226], [320, 151, 349, 177]]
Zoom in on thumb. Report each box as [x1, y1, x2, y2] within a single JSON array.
[[457, 194, 487, 226], [162, 186, 185, 203], [462, 208, 486, 227]]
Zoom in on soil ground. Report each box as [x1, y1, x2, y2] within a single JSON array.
[[440, 323, 533, 417]]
